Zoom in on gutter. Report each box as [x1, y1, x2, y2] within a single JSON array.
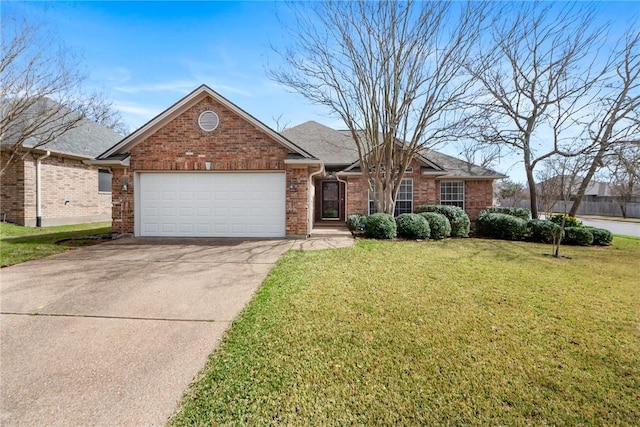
[[308, 164, 325, 236], [84, 156, 131, 167], [35, 151, 51, 227]]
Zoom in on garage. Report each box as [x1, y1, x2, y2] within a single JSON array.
[[137, 172, 286, 237]]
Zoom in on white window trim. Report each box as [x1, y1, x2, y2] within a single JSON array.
[[439, 181, 465, 209], [368, 178, 413, 216], [98, 168, 112, 193]]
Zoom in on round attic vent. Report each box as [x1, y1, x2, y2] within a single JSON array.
[[198, 111, 219, 132]]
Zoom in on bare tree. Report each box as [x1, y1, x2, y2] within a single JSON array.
[[568, 27, 640, 216], [605, 143, 640, 218], [464, 2, 606, 218], [0, 11, 126, 177], [270, 0, 485, 214], [496, 179, 526, 207]]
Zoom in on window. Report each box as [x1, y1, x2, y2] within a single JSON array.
[[369, 178, 413, 216], [440, 181, 464, 208], [98, 169, 112, 192]]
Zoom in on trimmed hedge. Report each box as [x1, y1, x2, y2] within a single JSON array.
[[527, 219, 562, 244], [395, 213, 430, 240], [364, 213, 397, 239], [415, 205, 470, 237], [418, 212, 451, 240], [550, 214, 582, 228], [484, 206, 532, 221], [476, 212, 528, 240], [563, 227, 594, 246], [347, 214, 365, 232], [586, 227, 613, 246]]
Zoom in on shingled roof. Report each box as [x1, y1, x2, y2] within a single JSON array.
[[281, 121, 358, 166], [1, 99, 122, 159], [282, 121, 505, 179]]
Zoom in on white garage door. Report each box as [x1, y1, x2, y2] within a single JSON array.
[[138, 172, 286, 237]]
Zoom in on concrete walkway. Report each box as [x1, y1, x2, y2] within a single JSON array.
[[291, 226, 354, 251]]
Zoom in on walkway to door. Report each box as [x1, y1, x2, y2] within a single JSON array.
[[291, 224, 354, 251]]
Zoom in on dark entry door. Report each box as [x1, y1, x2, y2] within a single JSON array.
[[321, 181, 340, 219]]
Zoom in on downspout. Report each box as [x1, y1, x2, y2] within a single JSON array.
[[336, 174, 348, 223], [35, 150, 51, 227], [308, 165, 325, 237]]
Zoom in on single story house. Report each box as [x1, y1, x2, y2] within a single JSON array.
[[1, 111, 122, 227], [94, 85, 505, 238]]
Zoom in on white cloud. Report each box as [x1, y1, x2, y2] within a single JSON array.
[[114, 80, 197, 95], [112, 101, 162, 129]]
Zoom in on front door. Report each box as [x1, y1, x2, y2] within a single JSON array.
[[321, 181, 340, 220]]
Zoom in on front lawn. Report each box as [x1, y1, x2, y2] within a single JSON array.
[[171, 237, 639, 425], [0, 222, 111, 267]]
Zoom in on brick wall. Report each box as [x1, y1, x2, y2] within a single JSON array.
[[1, 152, 110, 226], [0, 151, 26, 224], [117, 95, 309, 236], [463, 179, 494, 221], [341, 164, 495, 221], [285, 165, 309, 237]]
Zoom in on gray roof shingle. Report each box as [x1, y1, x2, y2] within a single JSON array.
[[282, 121, 505, 178], [281, 121, 359, 166], [1, 99, 122, 159]]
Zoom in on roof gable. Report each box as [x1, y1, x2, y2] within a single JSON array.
[[97, 85, 314, 160]]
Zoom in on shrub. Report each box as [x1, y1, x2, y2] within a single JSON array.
[[364, 213, 397, 239], [586, 227, 613, 246], [418, 212, 451, 240], [484, 206, 532, 221], [415, 205, 470, 237], [476, 212, 528, 240], [395, 213, 430, 240], [527, 219, 562, 244], [347, 214, 365, 232], [549, 214, 582, 228], [563, 227, 594, 246]]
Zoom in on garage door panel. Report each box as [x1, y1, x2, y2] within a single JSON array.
[[139, 172, 286, 237]]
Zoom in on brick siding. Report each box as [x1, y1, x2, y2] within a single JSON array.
[[1, 151, 111, 226], [116, 95, 309, 236], [341, 160, 495, 221]]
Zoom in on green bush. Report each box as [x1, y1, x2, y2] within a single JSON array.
[[415, 205, 470, 237], [364, 213, 397, 239], [563, 227, 594, 246], [550, 214, 582, 228], [527, 219, 563, 244], [395, 213, 430, 240], [484, 206, 532, 221], [418, 212, 451, 240], [347, 214, 365, 232], [476, 212, 528, 240], [586, 227, 613, 246]]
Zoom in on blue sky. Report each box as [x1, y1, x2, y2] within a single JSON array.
[[4, 1, 639, 182]]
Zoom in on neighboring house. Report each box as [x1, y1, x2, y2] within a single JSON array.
[[0, 113, 121, 227], [536, 176, 640, 203], [93, 85, 505, 238]]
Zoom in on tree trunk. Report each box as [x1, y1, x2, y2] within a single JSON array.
[[526, 167, 539, 219], [568, 147, 606, 217]]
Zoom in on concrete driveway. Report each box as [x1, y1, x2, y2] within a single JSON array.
[[0, 237, 292, 426]]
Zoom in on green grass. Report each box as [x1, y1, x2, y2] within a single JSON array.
[[0, 222, 111, 267], [170, 237, 640, 426]]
